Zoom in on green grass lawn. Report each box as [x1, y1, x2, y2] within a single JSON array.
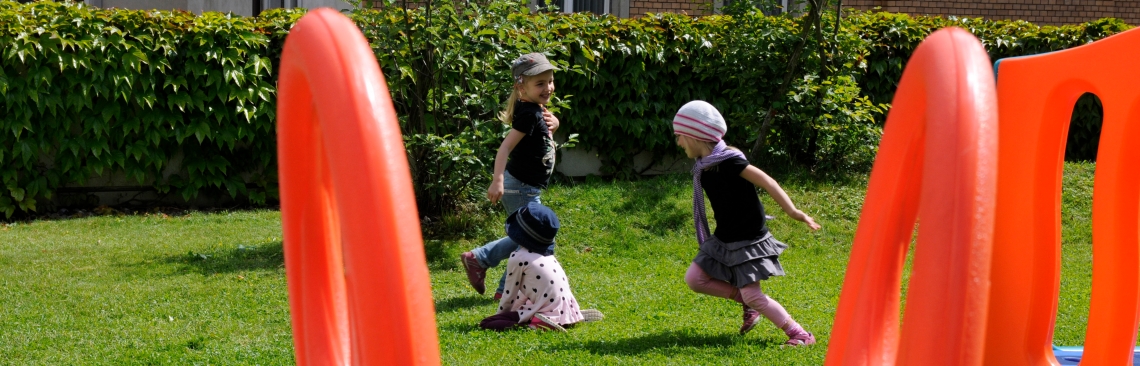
[[0, 163, 1098, 364], [0, 211, 293, 364]]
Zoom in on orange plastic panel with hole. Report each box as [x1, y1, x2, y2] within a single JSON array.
[[276, 9, 440, 366], [985, 27, 1140, 366], [825, 27, 998, 366]]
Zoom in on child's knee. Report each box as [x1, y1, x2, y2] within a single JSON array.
[[683, 266, 707, 291], [740, 286, 769, 310]]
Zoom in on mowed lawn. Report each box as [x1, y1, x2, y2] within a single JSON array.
[[0, 163, 1098, 364]]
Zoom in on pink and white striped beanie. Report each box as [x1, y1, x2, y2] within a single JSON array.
[[672, 100, 727, 142]]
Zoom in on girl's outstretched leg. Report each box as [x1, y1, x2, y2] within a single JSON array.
[[739, 284, 815, 345]]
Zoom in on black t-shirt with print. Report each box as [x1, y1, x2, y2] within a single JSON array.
[[700, 156, 769, 242], [505, 101, 556, 189]]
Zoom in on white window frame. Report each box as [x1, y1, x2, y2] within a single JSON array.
[[715, 0, 792, 15], [535, 0, 612, 15], [567, 0, 612, 15]]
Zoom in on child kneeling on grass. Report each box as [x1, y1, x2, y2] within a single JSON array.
[[672, 100, 821, 346], [479, 202, 603, 331]]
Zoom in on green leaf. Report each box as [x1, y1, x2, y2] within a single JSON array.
[[193, 122, 211, 143], [100, 102, 120, 123], [224, 178, 243, 198], [169, 92, 192, 111], [18, 197, 36, 212], [257, 86, 273, 102], [250, 54, 272, 76]]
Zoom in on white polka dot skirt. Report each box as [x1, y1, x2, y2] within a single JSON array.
[[496, 248, 584, 326]]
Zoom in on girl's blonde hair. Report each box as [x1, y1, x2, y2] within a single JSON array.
[[499, 83, 523, 125]]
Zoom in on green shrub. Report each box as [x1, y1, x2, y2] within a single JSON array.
[[845, 13, 1129, 167], [0, 1, 300, 217], [1066, 93, 1102, 162], [847, 11, 1133, 107]]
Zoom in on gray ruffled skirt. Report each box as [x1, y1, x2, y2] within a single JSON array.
[[693, 232, 788, 288]]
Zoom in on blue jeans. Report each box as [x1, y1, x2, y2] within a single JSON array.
[[471, 171, 541, 294]]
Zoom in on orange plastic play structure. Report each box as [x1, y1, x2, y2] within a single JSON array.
[[271, 6, 1140, 365], [276, 9, 440, 365], [985, 27, 1140, 366], [827, 26, 1140, 365], [824, 27, 999, 365]]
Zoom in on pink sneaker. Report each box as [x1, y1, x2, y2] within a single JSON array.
[[530, 314, 566, 332], [784, 331, 816, 346], [460, 252, 486, 295], [740, 305, 760, 335]]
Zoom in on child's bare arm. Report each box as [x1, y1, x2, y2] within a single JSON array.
[[740, 165, 821, 231], [487, 130, 526, 204]]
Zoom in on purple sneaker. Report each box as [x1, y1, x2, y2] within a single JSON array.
[[460, 252, 486, 295], [740, 305, 760, 335]]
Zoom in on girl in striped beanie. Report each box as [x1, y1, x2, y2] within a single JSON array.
[[672, 100, 822, 346]]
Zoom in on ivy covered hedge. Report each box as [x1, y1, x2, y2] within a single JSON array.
[[0, 1, 300, 217], [0, 0, 1131, 218], [848, 13, 1127, 163]]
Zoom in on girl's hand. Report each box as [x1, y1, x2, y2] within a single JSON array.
[[791, 210, 822, 231], [542, 109, 559, 134], [487, 178, 505, 204]]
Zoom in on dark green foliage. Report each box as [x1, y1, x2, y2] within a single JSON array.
[[0, 0, 1130, 217], [845, 13, 1127, 168], [1065, 94, 1102, 162], [0, 1, 301, 218], [846, 12, 1132, 107]]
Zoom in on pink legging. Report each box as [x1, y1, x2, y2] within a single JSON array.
[[685, 262, 794, 330]]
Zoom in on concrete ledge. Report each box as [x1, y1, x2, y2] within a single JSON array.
[[555, 136, 692, 177]]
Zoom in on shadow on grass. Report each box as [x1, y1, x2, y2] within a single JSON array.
[[156, 241, 284, 276], [560, 330, 785, 356], [437, 322, 487, 334], [424, 239, 460, 272], [435, 295, 496, 313], [612, 175, 691, 236]]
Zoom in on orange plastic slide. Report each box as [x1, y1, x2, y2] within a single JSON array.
[[275, 9, 440, 365]]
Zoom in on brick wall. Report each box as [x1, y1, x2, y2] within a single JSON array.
[[630, 0, 712, 17], [843, 0, 1139, 26]]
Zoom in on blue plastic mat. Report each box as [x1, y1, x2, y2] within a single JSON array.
[[1053, 345, 1140, 365]]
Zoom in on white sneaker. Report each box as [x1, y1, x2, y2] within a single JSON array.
[[580, 308, 605, 322]]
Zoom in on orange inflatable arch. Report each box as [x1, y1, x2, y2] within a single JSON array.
[[276, 9, 440, 365]]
